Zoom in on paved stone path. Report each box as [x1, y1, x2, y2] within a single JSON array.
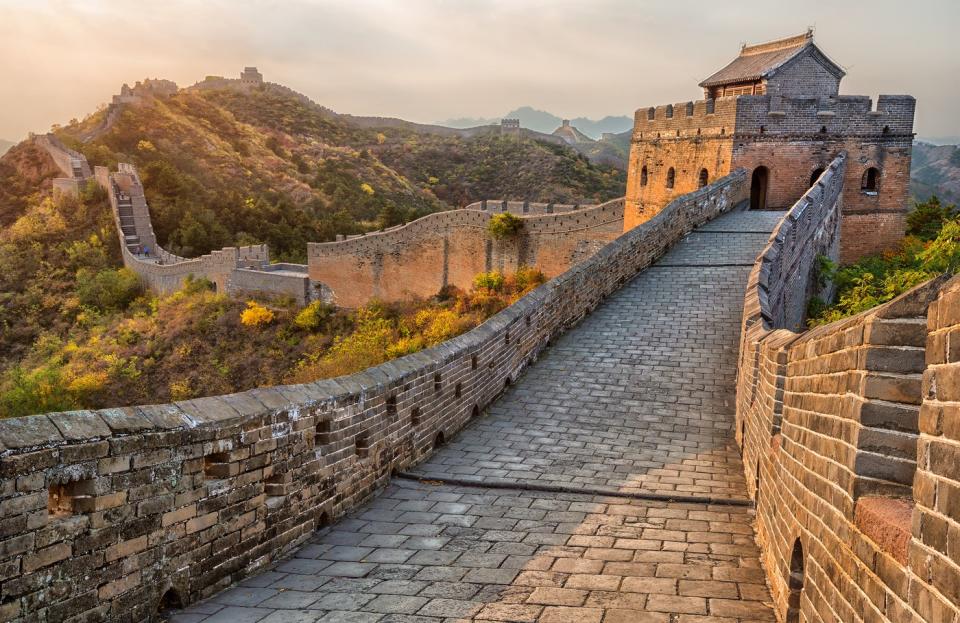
[[171, 209, 786, 623]]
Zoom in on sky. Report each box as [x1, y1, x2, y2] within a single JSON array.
[[1, 0, 958, 141]]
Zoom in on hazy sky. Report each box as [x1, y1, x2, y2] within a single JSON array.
[[1, 0, 958, 141]]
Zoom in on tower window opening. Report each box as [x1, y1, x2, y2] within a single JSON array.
[[862, 167, 880, 194], [666, 168, 675, 189]]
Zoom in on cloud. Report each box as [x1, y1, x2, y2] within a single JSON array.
[[0, 0, 957, 140]]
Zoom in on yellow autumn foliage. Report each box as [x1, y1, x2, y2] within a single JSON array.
[[240, 301, 274, 327]]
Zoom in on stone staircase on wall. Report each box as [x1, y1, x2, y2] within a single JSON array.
[[854, 313, 927, 499], [114, 188, 143, 255]]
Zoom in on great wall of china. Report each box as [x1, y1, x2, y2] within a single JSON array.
[[2, 36, 959, 622], [37, 126, 625, 308]]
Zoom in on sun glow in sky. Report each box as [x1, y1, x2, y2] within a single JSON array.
[[1, 0, 957, 141]]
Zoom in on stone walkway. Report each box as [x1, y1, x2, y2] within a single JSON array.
[[171, 209, 786, 623]]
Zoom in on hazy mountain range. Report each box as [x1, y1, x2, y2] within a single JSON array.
[[0, 139, 14, 156], [440, 106, 633, 139]]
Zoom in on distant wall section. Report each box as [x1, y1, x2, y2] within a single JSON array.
[[309, 198, 625, 307]]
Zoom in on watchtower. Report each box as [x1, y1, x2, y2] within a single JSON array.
[[240, 67, 264, 86], [500, 118, 521, 137], [624, 31, 915, 262]]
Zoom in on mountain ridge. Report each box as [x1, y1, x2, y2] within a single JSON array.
[[440, 106, 633, 139]]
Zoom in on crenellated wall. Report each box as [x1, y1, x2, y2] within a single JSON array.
[[309, 198, 626, 308], [625, 93, 915, 261], [0, 172, 747, 622], [462, 199, 589, 215], [735, 151, 960, 622]]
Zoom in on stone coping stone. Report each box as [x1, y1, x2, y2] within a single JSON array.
[[48, 410, 111, 440]]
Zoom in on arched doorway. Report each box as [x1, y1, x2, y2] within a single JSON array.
[[786, 538, 805, 623], [750, 166, 769, 210]]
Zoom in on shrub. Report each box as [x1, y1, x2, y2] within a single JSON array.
[[808, 216, 960, 326], [76, 267, 142, 312], [473, 271, 504, 292], [294, 300, 334, 331], [509, 266, 546, 292], [240, 301, 274, 327], [907, 196, 957, 241], [487, 212, 523, 239], [0, 364, 78, 418]]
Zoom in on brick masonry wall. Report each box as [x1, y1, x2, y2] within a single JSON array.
[[308, 198, 625, 308], [624, 98, 738, 230], [913, 277, 960, 614], [0, 172, 746, 623], [736, 151, 960, 621], [625, 93, 915, 261]]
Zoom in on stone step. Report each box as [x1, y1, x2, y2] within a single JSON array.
[[868, 316, 927, 347], [854, 474, 914, 500], [864, 345, 926, 375], [857, 426, 918, 460], [860, 398, 919, 433], [863, 371, 923, 405], [855, 449, 917, 487]]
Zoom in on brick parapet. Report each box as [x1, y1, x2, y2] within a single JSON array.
[[0, 172, 747, 622], [308, 198, 627, 307], [735, 150, 960, 621]]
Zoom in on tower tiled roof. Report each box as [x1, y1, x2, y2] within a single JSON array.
[[699, 30, 843, 88]]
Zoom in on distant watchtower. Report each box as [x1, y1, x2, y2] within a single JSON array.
[[500, 118, 521, 137], [240, 67, 264, 86], [624, 31, 915, 262]]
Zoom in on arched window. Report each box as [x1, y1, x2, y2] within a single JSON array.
[[862, 167, 880, 193], [640, 165, 648, 187], [786, 539, 805, 623], [666, 167, 675, 189], [698, 168, 709, 188], [809, 167, 825, 187], [665, 104, 673, 118], [647, 107, 655, 120]]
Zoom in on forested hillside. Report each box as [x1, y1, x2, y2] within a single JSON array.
[[35, 87, 624, 261], [0, 82, 623, 417]]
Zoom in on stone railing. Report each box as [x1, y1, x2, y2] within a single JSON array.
[[735, 151, 960, 621], [0, 171, 748, 622]]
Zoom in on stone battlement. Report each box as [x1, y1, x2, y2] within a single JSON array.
[[632, 94, 915, 139], [463, 199, 587, 215]]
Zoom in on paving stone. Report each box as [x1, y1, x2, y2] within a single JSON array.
[[416, 598, 483, 618], [201, 606, 271, 623], [363, 595, 429, 614]]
